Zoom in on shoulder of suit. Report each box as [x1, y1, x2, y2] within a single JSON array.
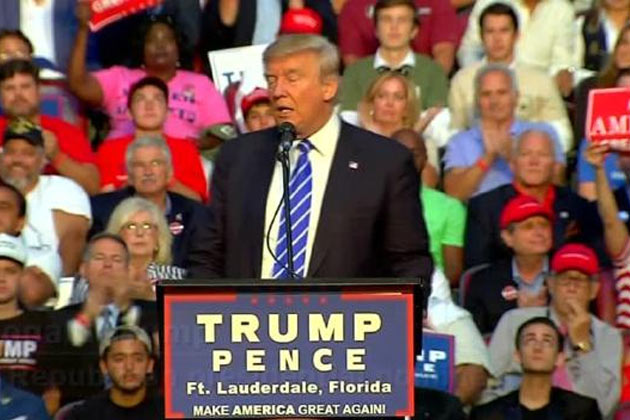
[[340, 122, 410, 157], [468, 184, 515, 208]]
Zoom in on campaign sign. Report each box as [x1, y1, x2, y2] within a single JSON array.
[[208, 45, 268, 95], [415, 331, 455, 393], [586, 87, 630, 151], [162, 289, 415, 418], [89, 0, 164, 31]]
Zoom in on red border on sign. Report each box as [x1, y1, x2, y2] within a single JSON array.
[[163, 293, 237, 418], [341, 291, 415, 417], [585, 87, 630, 142]]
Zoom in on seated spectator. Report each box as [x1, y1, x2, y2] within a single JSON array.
[[465, 195, 552, 334], [585, 141, 630, 328], [484, 244, 622, 417], [340, 0, 448, 114], [575, 0, 630, 75], [0, 182, 61, 307], [65, 325, 163, 420], [48, 233, 157, 406], [0, 29, 82, 126], [449, 3, 572, 152], [574, 23, 630, 143], [69, 9, 231, 142], [338, 0, 459, 73], [0, 59, 99, 194], [426, 269, 491, 406], [578, 69, 630, 201], [106, 197, 186, 301], [96, 77, 207, 201], [457, 0, 576, 96], [392, 129, 465, 285], [357, 73, 439, 186], [90, 137, 205, 268], [0, 119, 91, 276], [0, 233, 50, 396], [0, 377, 49, 420], [200, 0, 337, 53], [465, 129, 603, 269], [471, 317, 602, 419], [444, 65, 565, 201]]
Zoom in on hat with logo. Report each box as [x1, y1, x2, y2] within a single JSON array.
[[3, 118, 44, 148], [280, 8, 323, 35], [551, 243, 599, 276], [0, 233, 26, 265], [500, 195, 553, 229], [241, 87, 271, 117]]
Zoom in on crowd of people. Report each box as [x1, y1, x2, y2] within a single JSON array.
[[2, 0, 630, 418]]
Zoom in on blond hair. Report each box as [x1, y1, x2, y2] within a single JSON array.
[[358, 71, 420, 129]]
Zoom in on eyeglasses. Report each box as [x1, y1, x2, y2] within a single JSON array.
[[122, 222, 157, 232], [554, 273, 591, 288]]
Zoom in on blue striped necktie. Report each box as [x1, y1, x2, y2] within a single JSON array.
[[272, 140, 313, 279]]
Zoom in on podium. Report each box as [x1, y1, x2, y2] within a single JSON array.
[[157, 278, 425, 419]]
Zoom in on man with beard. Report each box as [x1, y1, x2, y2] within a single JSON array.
[[470, 317, 601, 419], [65, 325, 162, 419], [0, 119, 91, 276]]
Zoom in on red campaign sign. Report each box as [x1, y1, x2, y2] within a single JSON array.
[[586, 87, 630, 151], [89, 0, 164, 31]]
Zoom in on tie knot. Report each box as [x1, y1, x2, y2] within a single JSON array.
[[297, 139, 313, 154]]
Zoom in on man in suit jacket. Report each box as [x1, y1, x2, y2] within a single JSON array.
[[470, 317, 602, 420], [187, 34, 432, 289], [465, 129, 604, 269]]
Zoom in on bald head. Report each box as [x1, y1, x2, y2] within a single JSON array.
[[391, 128, 426, 173]]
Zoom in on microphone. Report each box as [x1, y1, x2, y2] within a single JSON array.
[[278, 122, 296, 153]]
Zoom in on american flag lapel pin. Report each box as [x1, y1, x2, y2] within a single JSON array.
[[349, 161, 359, 170]]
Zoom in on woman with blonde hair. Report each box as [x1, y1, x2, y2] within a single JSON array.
[[357, 71, 440, 186], [106, 197, 185, 300]]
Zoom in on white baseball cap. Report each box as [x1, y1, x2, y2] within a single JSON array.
[[0, 234, 26, 265]]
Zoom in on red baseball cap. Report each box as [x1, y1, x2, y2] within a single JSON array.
[[241, 88, 270, 116], [280, 8, 323, 35], [551, 243, 600, 276], [499, 195, 554, 230]]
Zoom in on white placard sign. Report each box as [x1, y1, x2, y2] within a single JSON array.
[[208, 44, 269, 95]]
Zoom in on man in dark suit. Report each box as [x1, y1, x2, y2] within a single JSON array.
[[187, 34, 432, 286], [465, 129, 604, 269], [470, 317, 601, 419]]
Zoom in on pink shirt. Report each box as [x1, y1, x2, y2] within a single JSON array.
[[94, 66, 231, 140]]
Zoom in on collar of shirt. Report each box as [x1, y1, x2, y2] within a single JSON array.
[[513, 181, 556, 213], [373, 48, 416, 70], [511, 256, 549, 293], [296, 112, 341, 159]]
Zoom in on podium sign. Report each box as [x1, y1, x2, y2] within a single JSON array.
[[159, 280, 419, 418], [586, 87, 630, 151]]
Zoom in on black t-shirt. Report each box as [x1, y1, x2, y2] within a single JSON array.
[[0, 310, 49, 394], [521, 403, 550, 420], [67, 392, 163, 420]]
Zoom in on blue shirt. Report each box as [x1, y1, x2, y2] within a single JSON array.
[[0, 379, 50, 419], [577, 139, 628, 190], [444, 120, 565, 197], [511, 257, 549, 294]]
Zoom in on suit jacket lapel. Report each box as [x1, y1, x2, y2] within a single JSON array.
[[245, 131, 279, 278], [308, 123, 358, 276]]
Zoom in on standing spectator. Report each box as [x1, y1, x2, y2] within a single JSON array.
[[65, 325, 163, 420], [200, 0, 337, 53], [340, 0, 448, 113], [464, 129, 602, 269], [449, 3, 572, 151], [443, 65, 565, 201], [105, 197, 186, 301], [392, 129, 465, 285], [465, 195, 552, 334], [484, 244, 622, 418], [338, 0, 459, 73], [48, 233, 157, 406], [96, 77, 207, 201], [470, 317, 602, 419], [0, 119, 91, 276], [457, 0, 577, 97], [0, 182, 61, 308], [0, 233, 50, 396], [69, 9, 232, 142], [90, 138, 205, 268], [0, 59, 99, 194]]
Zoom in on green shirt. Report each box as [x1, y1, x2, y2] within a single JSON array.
[[421, 187, 466, 270]]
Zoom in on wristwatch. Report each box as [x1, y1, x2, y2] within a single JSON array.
[[573, 340, 592, 353]]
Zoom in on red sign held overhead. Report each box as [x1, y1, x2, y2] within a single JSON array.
[[89, 0, 163, 31], [586, 87, 630, 151]]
